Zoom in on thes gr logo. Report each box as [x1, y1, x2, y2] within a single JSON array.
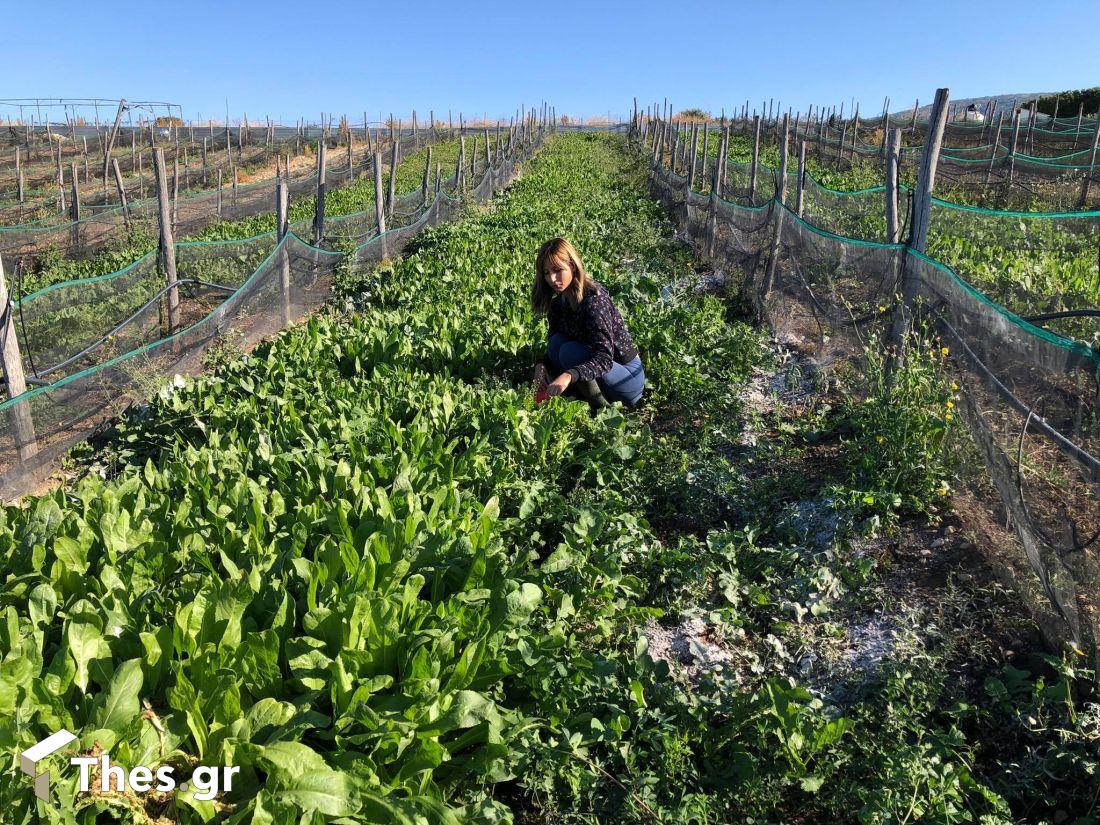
[[20, 729, 78, 802]]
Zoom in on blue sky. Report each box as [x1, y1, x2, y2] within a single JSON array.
[[4, 0, 1099, 124]]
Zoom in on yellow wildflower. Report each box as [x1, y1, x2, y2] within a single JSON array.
[[940, 347, 949, 356], [945, 412, 953, 421], [946, 401, 954, 409]]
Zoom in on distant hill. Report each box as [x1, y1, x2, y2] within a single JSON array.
[[890, 93, 1052, 121]]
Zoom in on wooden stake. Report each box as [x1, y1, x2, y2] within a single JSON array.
[[276, 176, 291, 325], [387, 137, 398, 217], [1007, 109, 1022, 186], [422, 145, 433, 204], [70, 162, 81, 251], [985, 111, 1005, 187], [761, 114, 790, 306], [313, 141, 327, 245], [890, 88, 949, 361], [112, 158, 131, 229], [1078, 118, 1100, 208], [687, 125, 699, 189], [796, 140, 807, 218], [152, 148, 180, 334], [15, 148, 23, 209], [885, 128, 901, 243], [373, 151, 387, 257], [0, 255, 37, 460], [749, 114, 761, 203]]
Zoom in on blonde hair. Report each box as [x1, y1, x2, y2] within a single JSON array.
[[531, 237, 589, 313]]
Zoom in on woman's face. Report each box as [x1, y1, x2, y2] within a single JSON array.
[[543, 259, 573, 293]]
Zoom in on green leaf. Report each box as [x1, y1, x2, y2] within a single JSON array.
[[91, 658, 143, 733], [272, 770, 360, 816]]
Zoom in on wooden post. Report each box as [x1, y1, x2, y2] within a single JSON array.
[[152, 149, 180, 335], [276, 176, 291, 324], [700, 122, 709, 185], [55, 142, 66, 214], [718, 125, 729, 198], [373, 151, 387, 256], [687, 124, 699, 189], [890, 88, 949, 359], [1026, 101, 1036, 154], [112, 158, 131, 229], [347, 124, 355, 176], [202, 137, 208, 185], [985, 111, 1005, 186], [0, 255, 37, 460], [15, 149, 23, 215], [1073, 102, 1085, 149], [387, 136, 398, 217], [885, 128, 901, 243], [422, 145, 433, 204], [1078, 118, 1100, 208], [69, 162, 81, 251], [313, 141, 327, 245], [457, 134, 466, 193], [909, 89, 949, 252], [706, 136, 719, 257], [216, 168, 222, 218], [171, 156, 179, 229], [796, 140, 807, 218], [760, 114, 790, 309], [1007, 109, 1022, 186], [101, 99, 125, 185], [749, 114, 761, 203]]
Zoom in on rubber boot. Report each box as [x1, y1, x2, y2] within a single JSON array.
[[576, 378, 610, 411]]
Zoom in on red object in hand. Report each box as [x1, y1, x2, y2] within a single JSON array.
[[534, 387, 550, 404]]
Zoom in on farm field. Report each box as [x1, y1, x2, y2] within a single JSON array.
[[2, 131, 1098, 823]]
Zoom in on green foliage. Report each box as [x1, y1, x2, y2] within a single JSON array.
[[834, 333, 959, 519], [1037, 87, 1100, 118], [2, 130, 1097, 824]]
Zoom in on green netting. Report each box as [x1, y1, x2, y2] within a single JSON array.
[[0, 130, 438, 259], [641, 120, 1100, 674]]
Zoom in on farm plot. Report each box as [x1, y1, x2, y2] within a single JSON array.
[[1, 132, 1097, 824]]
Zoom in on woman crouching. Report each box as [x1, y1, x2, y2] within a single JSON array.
[[531, 237, 645, 408]]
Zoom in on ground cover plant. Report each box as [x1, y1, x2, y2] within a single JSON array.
[[1, 131, 1097, 824]]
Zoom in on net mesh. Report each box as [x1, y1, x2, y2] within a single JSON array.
[[643, 125, 1100, 676], [0, 129, 439, 259]]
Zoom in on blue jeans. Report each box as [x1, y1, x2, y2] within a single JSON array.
[[547, 333, 646, 406]]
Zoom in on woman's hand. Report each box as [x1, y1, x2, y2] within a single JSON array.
[[546, 372, 572, 397]]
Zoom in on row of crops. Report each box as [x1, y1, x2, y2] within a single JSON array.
[[3, 130, 1099, 823]]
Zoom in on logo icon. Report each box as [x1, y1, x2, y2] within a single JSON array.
[[20, 729, 78, 801]]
